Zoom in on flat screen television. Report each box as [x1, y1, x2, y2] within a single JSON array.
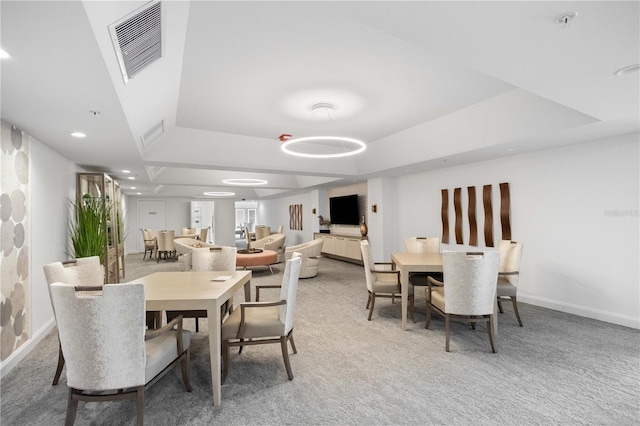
[[329, 194, 360, 225]]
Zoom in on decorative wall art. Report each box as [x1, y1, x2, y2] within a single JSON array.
[[289, 204, 303, 230], [454, 187, 463, 244], [483, 184, 494, 247], [441, 189, 449, 244], [467, 186, 478, 246], [1, 120, 30, 362], [500, 182, 512, 241]]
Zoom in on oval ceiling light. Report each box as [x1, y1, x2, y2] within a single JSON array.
[[204, 191, 235, 196], [281, 136, 366, 158], [71, 132, 86, 138], [614, 64, 640, 76], [222, 179, 268, 186]]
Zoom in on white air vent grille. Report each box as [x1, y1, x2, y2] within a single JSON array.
[[109, 1, 162, 83], [141, 120, 164, 148]]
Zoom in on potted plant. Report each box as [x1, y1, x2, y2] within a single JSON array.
[[67, 195, 109, 262]]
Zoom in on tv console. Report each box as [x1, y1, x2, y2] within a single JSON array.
[[314, 233, 366, 265]]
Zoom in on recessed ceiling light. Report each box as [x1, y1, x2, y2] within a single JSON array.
[[128, 177, 135, 180], [281, 136, 366, 158], [136, 192, 141, 195], [122, 170, 130, 173], [204, 191, 236, 196], [0, 49, 10, 59], [614, 64, 640, 76], [130, 187, 136, 190], [71, 132, 86, 138], [222, 179, 268, 186]]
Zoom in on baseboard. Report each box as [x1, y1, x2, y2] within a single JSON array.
[[519, 293, 639, 330], [0, 318, 56, 379]]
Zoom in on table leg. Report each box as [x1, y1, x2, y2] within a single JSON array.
[[243, 280, 251, 302], [208, 304, 222, 406], [401, 266, 408, 331]]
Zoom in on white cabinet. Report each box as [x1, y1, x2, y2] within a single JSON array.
[[314, 233, 364, 264]]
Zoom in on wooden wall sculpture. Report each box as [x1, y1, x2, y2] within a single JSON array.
[[499, 182, 512, 241], [289, 204, 303, 230], [454, 188, 463, 244], [483, 185, 494, 247], [467, 186, 478, 246], [441, 189, 449, 244]]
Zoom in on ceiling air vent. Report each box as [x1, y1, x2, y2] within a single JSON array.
[[141, 120, 164, 149], [108, 1, 162, 83]]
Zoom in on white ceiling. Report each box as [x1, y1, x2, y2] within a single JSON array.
[[2, 1, 638, 200]]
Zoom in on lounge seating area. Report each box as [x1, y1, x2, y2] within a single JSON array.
[[284, 238, 323, 278]]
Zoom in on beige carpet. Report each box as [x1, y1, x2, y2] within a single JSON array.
[[1, 253, 639, 425]]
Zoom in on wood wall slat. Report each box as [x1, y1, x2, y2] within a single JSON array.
[[483, 184, 494, 247], [499, 182, 511, 240], [454, 187, 463, 244], [468, 186, 477, 246], [441, 189, 449, 244]]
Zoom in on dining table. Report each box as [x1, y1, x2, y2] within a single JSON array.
[[390, 251, 499, 335], [132, 270, 252, 406]]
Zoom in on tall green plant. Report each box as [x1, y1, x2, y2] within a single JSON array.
[[68, 196, 109, 263]]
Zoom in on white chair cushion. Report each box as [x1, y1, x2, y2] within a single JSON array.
[[221, 305, 284, 339], [145, 330, 191, 382]]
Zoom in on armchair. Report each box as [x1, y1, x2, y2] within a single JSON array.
[[141, 229, 157, 260], [284, 238, 323, 278], [49, 282, 191, 425], [497, 240, 524, 326], [252, 233, 286, 263]]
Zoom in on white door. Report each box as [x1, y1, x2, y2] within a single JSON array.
[[138, 200, 166, 252]]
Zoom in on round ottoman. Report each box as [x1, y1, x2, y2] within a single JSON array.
[[236, 249, 278, 273]]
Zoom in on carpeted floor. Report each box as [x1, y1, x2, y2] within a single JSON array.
[[1, 253, 639, 425]]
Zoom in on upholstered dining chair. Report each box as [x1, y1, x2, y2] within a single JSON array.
[[43, 256, 103, 385], [49, 282, 192, 425], [166, 246, 237, 332], [404, 236, 442, 318], [156, 230, 176, 262], [220, 253, 302, 384], [497, 240, 524, 326], [425, 251, 500, 353], [199, 227, 208, 242], [181, 227, 196, 235], [141, 228, 157, 260], [360, 240, 413, 321]]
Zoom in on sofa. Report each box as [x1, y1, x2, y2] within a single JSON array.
[[174, 238, 218, 270], [284, 238, 323, 278], [251, 233, 286, 263]]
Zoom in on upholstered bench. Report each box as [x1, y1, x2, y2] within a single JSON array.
[[236, 249, 278, 274]]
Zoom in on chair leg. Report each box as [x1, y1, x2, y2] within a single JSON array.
[[511, 296, 523, 327], [195, 318, 199, 333], [136, 386, 144, 426], [487, 315, 496, 353], [365, 294, 371, 309], [367, 293, 375, 321], [280, 336, 294, 380], [181, 348, 192, 392], [497, 297, 504, 313], [425, 301, 432, 329], [65, 389, 79, 426], [289, 334, 297, 354], [445, 314, 450, 352], [221, 340, 230, 384], [53, 342, 65, 385]]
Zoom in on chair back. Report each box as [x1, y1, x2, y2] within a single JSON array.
[[199, 228, 208, 242], [498, 240, 523, 286], [279, 253, 302, 335], [359, 240, 376, 293], [442, 251, 499, 316], [181, 227, 196, 235], [49, 282, 146, 390], [405, 236, 440, 253], [276, 225, 284, 234], [192, 246, 237, 271], [142, 229, 156, 249], [43, 256, 103, 287], [157, 230, 175, 252]]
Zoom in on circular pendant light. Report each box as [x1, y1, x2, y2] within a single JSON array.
[[222, 179, 268, 186], [281, 136, 366, 158]]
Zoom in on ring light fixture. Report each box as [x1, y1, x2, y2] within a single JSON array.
[[281, 136, 366, 158], [203, 191, 235, 196], [222, 179, 268, 186]]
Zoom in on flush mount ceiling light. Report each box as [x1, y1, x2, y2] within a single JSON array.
[[222, 179, 268, 186], [281, 136, 366, 158], [614, 64, 640, 76], [0, 49, 10, 59], [71, 132, 86, 138], [311, 102, 334, 119], [203, 191, 235, 196]]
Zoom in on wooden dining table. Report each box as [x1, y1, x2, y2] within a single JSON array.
[[132, 270, 252, 406], [390, 251, 499, 334]]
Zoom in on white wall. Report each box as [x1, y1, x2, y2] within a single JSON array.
[[392, 133, 639, 328], [260, 193, 313, 246]]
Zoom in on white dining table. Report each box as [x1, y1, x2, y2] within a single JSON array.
[[390, 252, 500, 335], [133, 270, 251, 406]]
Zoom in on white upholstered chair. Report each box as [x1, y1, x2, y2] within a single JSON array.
[[49, 282, 191, 425], [167, 246, 237, 332], [252, 233, 286, 263], [181, 227, 196, 235], [199, 227, 208, 242], [156, 230, 176, 262], [283, 238, 323, 279], [43, 256, 103, 385], [360, 240, 413, 321], [141, 229, 157, 260], [497, 240, 524, 326], [221, 253, 302, 384], [404, 236, 442, 318], [425, 251, 500, 353]]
